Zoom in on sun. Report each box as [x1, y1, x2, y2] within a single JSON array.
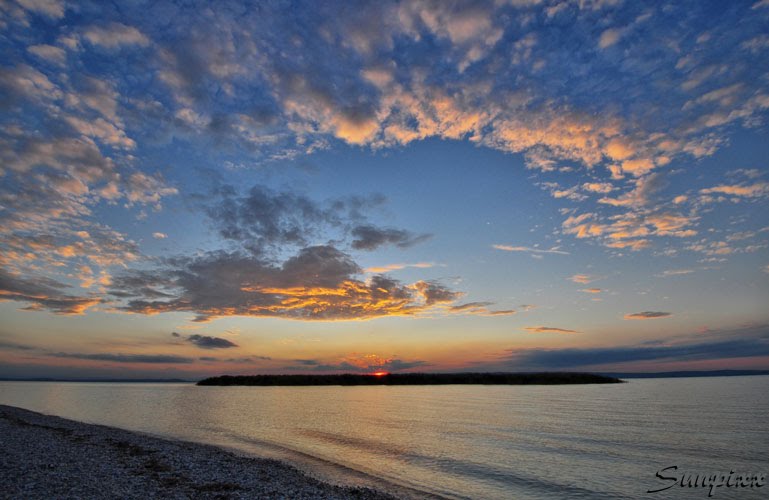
[[370, 371, 390, 377]]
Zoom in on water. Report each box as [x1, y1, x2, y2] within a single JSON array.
[[1, 377, 767, 499]]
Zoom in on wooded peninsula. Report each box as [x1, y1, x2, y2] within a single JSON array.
[[197, 372, 623, 386]]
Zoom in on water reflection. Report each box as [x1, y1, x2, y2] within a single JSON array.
[[1, 377, 767, 499]]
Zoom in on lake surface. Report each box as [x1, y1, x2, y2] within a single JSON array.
[[1, 377, 767, 499]]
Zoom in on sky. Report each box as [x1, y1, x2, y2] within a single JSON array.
[[1, 0, 768, 379]]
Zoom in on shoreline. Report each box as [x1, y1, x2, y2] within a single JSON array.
[[0, 404, 411, 499]]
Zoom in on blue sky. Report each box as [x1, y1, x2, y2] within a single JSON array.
[[1, 0, 768, 378]]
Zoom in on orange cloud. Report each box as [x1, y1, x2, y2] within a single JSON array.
[[525, 326, 579, 334], [605, 239, 650, 251], [569, 274, 598, 284], [700, 182, 769, 198], [604, 139, 634, 160], [364, 262, 435, 273]]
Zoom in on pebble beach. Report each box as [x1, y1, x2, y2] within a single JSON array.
[[0, 405, 397, 500]]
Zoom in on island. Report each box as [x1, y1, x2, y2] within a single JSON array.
[[197, 372, 623, 386]]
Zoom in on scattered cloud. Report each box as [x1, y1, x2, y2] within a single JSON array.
[[364, 262, 435, 273], [569, 274, 599, 284], [0, 268, 101, 315], [51, 352, 195, 364], [449, 302, 516, 316], [525, 326, 579, 334], [493, 244, 569, 255], [185, 334, 238, 349], [624, 311, 672, 320], [580, 288, 602, 293], [152, 232, 168, 239], [658, 269, 695, 277], [14, 0, 66, 19], [351, 225, 431, 251], [700, 182, 769, 199], [27, 44, 66, 66], [82, 23, 150, 49], [287, 354, 428, 373], [598, 27, 624, 49]]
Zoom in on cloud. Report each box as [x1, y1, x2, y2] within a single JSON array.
[[186, 334, 238, 349], [569, 274, 598, 284], [109, 246, 469, 322], [27, 44, 66, 66], [82, 23, 150, 49], [51, 352, 195, 364], [700, 182, 769, 199], [501, 334, 769, 369], [2, 0, 767, 330], [525, 326, 579, 334], [152, 233, 168, 240], [658, 269, 694, 277], [4, 0, 766, 179], [582, 182, 615, 194], [598, 28, 624, 49], [624, 311, 672, 320], [205, 184, 344, 252], [598, 172, 667, 208], [0, 268, 101, 315], [0, 339, 38, 351], [351, 225, 431, 251], [364, 262, 435, 273], [199, 355, 271, 363], [15, 0, 65, 19], [203, 183, 424, 255], [580, 288, 602, 293], [288, 354, 428, 373], [493, 244, 569, 255], [449, 302, 516, 316]]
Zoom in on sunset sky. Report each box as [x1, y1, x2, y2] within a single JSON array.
[[1, 0, 768, 379]]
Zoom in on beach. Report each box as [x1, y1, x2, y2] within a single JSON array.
[[0, 405, 395, 500]]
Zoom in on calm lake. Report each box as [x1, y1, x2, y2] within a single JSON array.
[[1, 376, 767, 499]]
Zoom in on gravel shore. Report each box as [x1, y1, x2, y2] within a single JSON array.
[[0, 404, 398, 499]]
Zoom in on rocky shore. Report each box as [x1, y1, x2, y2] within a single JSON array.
[[0, 405, 397, 499]]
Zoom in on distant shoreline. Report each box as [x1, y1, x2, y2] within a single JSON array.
[[1, 370, 767, 383], [196, 372, 623, 386], [0, 404, 402, 500]]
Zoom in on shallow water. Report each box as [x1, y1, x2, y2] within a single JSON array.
[[1, 376, 767, 499]]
